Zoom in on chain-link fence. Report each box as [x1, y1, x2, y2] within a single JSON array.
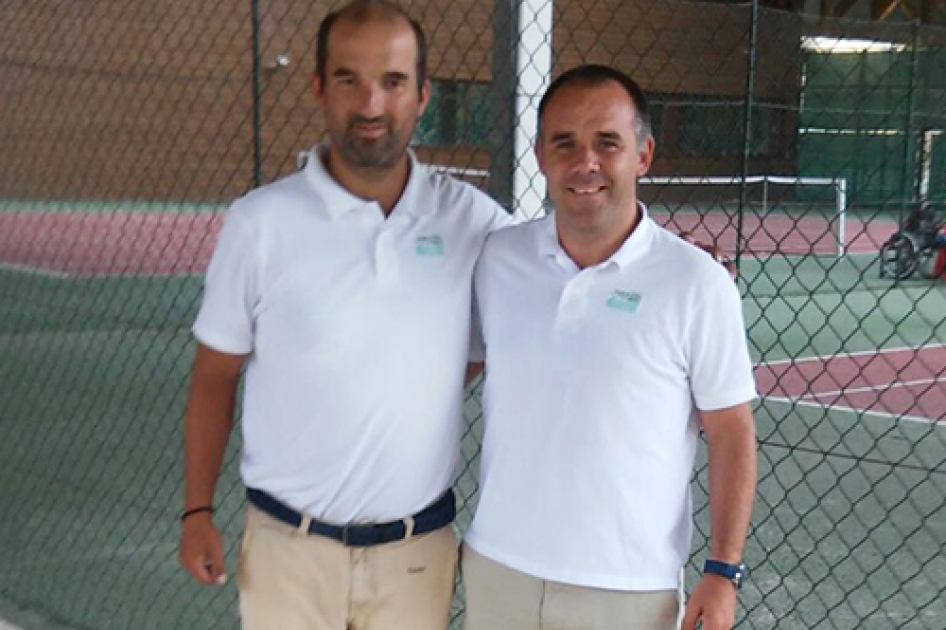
[[1, 0, 945, 628]]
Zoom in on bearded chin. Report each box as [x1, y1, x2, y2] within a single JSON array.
[[339, 132, 407, 171]]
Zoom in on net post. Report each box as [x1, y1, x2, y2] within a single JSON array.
[[762, 175, 769, 216], [837, 178, 847, 258]]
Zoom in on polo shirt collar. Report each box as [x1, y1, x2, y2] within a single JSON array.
[[540, 201, 654, 269], [301, 145, 432, 220]]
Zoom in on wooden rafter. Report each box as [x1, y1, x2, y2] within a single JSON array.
[[874, 0, 906, 20]]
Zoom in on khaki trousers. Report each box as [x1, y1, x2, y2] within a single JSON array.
[[237, 505, 458, 630], [461, 544, 681, 630]]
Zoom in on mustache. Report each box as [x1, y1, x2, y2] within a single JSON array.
[[348, 115, 392, 128]]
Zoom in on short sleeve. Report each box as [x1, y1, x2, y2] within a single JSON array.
[[688, 272, 757, 411], [484, 197, 517, 234], [192, 208, 259, 355]]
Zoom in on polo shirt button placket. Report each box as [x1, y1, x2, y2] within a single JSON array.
[[556, 270, 595, 332], [373, 225, 401, 288]]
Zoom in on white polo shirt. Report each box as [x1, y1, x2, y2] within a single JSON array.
[[193, 148, 510, 524], [466, 209, 756, 591]]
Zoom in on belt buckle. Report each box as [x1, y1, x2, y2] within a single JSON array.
[[341, 525, 353, 546]]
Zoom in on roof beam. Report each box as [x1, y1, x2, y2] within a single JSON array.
[[874, 0, 906, 20]]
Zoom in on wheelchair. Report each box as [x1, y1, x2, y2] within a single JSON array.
[[879, 202, 946, 280]]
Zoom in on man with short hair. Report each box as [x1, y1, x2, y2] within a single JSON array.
[[178, 3, 509, 629], [463, 65, 758, 630]]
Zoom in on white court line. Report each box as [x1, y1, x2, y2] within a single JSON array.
[[801, 378, 942, 400], [0, 262, 70, 279], [759, 343, 946, 368], [763, 395, 943, 426]]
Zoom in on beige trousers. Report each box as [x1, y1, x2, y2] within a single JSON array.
[[237, 505, 458, 630], [461, 544, 681, 630]]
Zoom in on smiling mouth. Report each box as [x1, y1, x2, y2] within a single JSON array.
[[568, 186, 606, 196]]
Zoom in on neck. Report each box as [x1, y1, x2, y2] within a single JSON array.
[[324, 146, 411, 216], [557, 203, 640, 269]]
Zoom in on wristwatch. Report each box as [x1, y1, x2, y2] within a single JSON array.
[[703, 559, 748, 589]]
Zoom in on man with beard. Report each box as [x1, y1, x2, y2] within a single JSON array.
[[463, 65, 757, 630], [178, 3, 509, 629]]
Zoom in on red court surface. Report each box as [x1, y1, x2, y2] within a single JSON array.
[[755, 345, 946, 425], [0, 211, 221, 276], [653, 211, 895, 256], [0, 208, 897, 277]]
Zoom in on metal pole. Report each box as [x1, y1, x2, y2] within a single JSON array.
[[837, 178, 847, 257], [736, 0, 760, 268], [853, 50, 866, 205], [898, 21, 920, 227], [512, 0, 552, 222], [489, 0, 519, 212], [251, 0, 263, 189], [762, 176, 768, 216]]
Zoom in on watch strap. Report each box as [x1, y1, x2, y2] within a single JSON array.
[[703, 559, 747, 588]]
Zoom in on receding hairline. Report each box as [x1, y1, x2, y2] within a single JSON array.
[[539, 79, 643, 133], [317, 0, 427, 90], [331, 2, 417, 37], [546, 77, 637, 109]]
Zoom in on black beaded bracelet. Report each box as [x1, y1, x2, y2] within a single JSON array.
[[181, 506, 214, 522]]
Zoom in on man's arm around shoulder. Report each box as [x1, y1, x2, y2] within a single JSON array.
[[682, 402, 757, 630], [178, 343, 246, 586]]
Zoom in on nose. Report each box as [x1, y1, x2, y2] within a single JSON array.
[[572, 145, 600, 174], [356, 83, 384, 118]]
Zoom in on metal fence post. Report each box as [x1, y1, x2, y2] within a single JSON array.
[[736, 0, 760, 269], [898, 20, 920, 226], [489, 0, 518, 212], [251, 0, 263, 189]]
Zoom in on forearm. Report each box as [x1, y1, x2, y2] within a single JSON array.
[[183, 346, 244, 510], [704, 406, 757, 563]]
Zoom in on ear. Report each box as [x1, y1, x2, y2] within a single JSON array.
[[417, 79, 432, 118], [534, 136, 547, 176], [637, 135, 656, 177], [311, 73, 325, 103]]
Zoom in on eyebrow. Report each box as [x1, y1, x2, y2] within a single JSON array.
[[597, 131, 623, 142], [383, 71, 410, 82], [332, 67, 355, 78], [549, 132, 574, 144]]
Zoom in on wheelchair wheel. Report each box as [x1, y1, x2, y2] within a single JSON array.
[[880, 234, 918, 279], [918, 244, 946, 279]]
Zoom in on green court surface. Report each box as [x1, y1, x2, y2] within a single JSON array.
[[0, 250, 944, 629]]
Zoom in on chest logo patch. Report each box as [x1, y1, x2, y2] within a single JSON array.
[[416, 234, 445, 256], [606, 290, 642, 313]]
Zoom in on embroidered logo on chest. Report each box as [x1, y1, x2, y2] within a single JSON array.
[[416, 234, 445, 256], [606, 289, 642, 313]]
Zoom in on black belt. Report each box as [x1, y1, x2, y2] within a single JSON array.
[[246, 487, 456, 547]]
